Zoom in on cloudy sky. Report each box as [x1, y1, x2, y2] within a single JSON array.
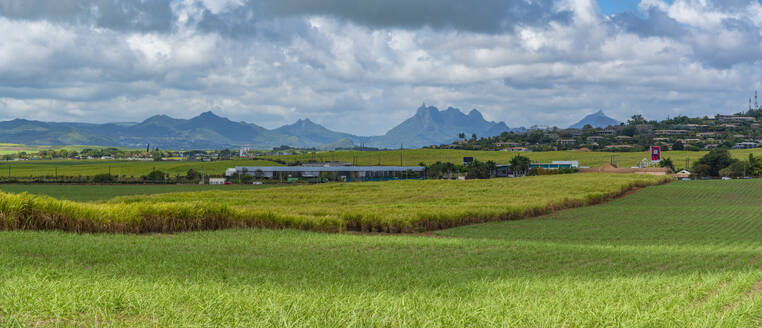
[[0, 0, 761, 135]]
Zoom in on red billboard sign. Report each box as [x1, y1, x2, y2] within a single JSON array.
[[650, 146, 661, 162]]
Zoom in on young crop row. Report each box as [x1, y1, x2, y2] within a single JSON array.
[[0, 174, 672, 234], [2, 177, 760, 326]]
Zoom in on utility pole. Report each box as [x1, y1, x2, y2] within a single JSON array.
[[400, 144, 403, 166], [400, 144, 404, 167]]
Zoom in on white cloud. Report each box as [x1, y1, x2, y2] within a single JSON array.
[[0, 0, 761, 135]]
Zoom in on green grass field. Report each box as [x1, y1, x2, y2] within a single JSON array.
[[262, 148, 762, 170], [1, 179, 760, 326], [0, 184, 269, 202], [0, 174, 669, 233], [0, 143, 133, 155], [3, 148, 761, 179], [0, 159, 281, 178]]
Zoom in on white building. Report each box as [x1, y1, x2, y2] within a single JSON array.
[[208, 178, 226, 185]]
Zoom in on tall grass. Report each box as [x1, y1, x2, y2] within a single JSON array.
[[0, 193, 341, 233], [0, 174, 671, 234]]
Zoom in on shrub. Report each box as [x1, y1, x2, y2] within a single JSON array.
[[143, 170, 168, 182], [93, 174, 116, 183], [510, 155, 531, 176], [692, 148, 736, 177], [465, 160, 496, 179], [719, 161, 748, 178]]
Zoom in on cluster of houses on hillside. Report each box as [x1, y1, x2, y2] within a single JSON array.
[[443, 112, 762, 153]]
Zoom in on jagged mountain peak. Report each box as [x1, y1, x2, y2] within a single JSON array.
[[143, 114, 171, 121], [138, 114, 182, 127], [468, 109, 484, 120], [297, 118, 319, 126], [0, 102, 514, 149], [198, 110, 220, 118], [193, 111, 227, 121], [273, 117, 357, 148], [285, 118, 322, 128], [569, 110, 621, 129], [374, 104, 511, 148], [416, 104, 439, 115]]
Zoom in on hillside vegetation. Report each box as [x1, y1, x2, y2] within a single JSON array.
[[1, 180, 761, 326], [3, 148, 762, 179], [0, 174, 669, 233], [263, 148, 762, 169], [0, 143, 128, 155]]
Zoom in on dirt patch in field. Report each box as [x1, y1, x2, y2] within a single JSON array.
[[693, 281, 729, 306], [746, 281, 762, 298], [724, 281, 762, 312]]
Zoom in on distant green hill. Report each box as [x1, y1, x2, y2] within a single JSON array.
[[0, 105, 518, 149]]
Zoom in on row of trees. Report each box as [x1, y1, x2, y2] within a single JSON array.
[[423, 155, 575, 179], [691, 148, 762, 177], [424, 160, 498, 179], [1, 148, 240, 162], [0, 169, 216, 184]]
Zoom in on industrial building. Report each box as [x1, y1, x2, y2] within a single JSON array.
[[732, 142, 759, 149], [529, 161, 579, 170], [226, 165, 425, 182], [492, 161, 579, 177]]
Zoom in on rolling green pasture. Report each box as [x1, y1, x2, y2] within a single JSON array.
[[1, 180, 761, 326], [0, 159, 281, 178], [0, 184, 269, 202], [262, 148, 762, 169]]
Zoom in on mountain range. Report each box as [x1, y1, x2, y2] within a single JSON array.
[[0, 104, 522, 150], [569, 110, 621, 129]]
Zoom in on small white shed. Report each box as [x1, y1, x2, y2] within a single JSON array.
[[209, 178, 226, 185]]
